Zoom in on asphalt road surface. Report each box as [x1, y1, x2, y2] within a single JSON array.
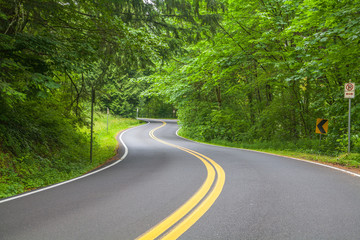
[[1, 119, 360, 240]]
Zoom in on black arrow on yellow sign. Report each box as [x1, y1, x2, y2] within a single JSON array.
[[316, 119, 328, 134]]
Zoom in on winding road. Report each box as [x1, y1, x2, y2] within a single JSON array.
[[1, 119, 360, 239]]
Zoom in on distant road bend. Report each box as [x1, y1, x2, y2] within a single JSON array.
[[1, 119, 360, 240]]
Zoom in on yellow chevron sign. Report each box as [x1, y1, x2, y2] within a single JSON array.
[[316, 118, 328, 134]]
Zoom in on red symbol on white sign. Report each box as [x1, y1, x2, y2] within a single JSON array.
[[346, 83, 354, 91], [344, 82, 355, 99]]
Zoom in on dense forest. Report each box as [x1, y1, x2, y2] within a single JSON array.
[[0, 0, 360, 197], [146, 0, 360, 156], [0, 0, 220, 197]]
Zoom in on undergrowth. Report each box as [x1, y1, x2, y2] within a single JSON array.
[[0, 112, 142, 199], [179, 128, 360, 169]]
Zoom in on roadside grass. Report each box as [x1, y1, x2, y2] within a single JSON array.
[[0, 114, 143, 199], [90, 113, 143, 167], [178, 129, 360, 170]]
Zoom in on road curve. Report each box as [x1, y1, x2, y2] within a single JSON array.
[[1, 119, 360, 240]]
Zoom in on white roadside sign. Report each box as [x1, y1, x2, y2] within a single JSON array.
[[344, 82, 355, 98]]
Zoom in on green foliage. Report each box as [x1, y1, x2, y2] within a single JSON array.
[[337, 153, 360, 167], [2, 0, 359, 197], [1, 0, 224, 198], [148, 0, 360, 157], [0, 113, 141, 199]]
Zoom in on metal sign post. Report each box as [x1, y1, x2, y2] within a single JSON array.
[[344, 82, 355, 153], [348, 98, 351, 153]]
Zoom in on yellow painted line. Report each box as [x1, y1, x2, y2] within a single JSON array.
[[161, 153, 225, 239], [136, 121, 226, 240]]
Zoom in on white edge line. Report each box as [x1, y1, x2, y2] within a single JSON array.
[[0, 123, 149, 204], [175, 128, 360, 178]]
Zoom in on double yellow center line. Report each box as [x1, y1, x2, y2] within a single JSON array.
[[136, 121, 226, 240]]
